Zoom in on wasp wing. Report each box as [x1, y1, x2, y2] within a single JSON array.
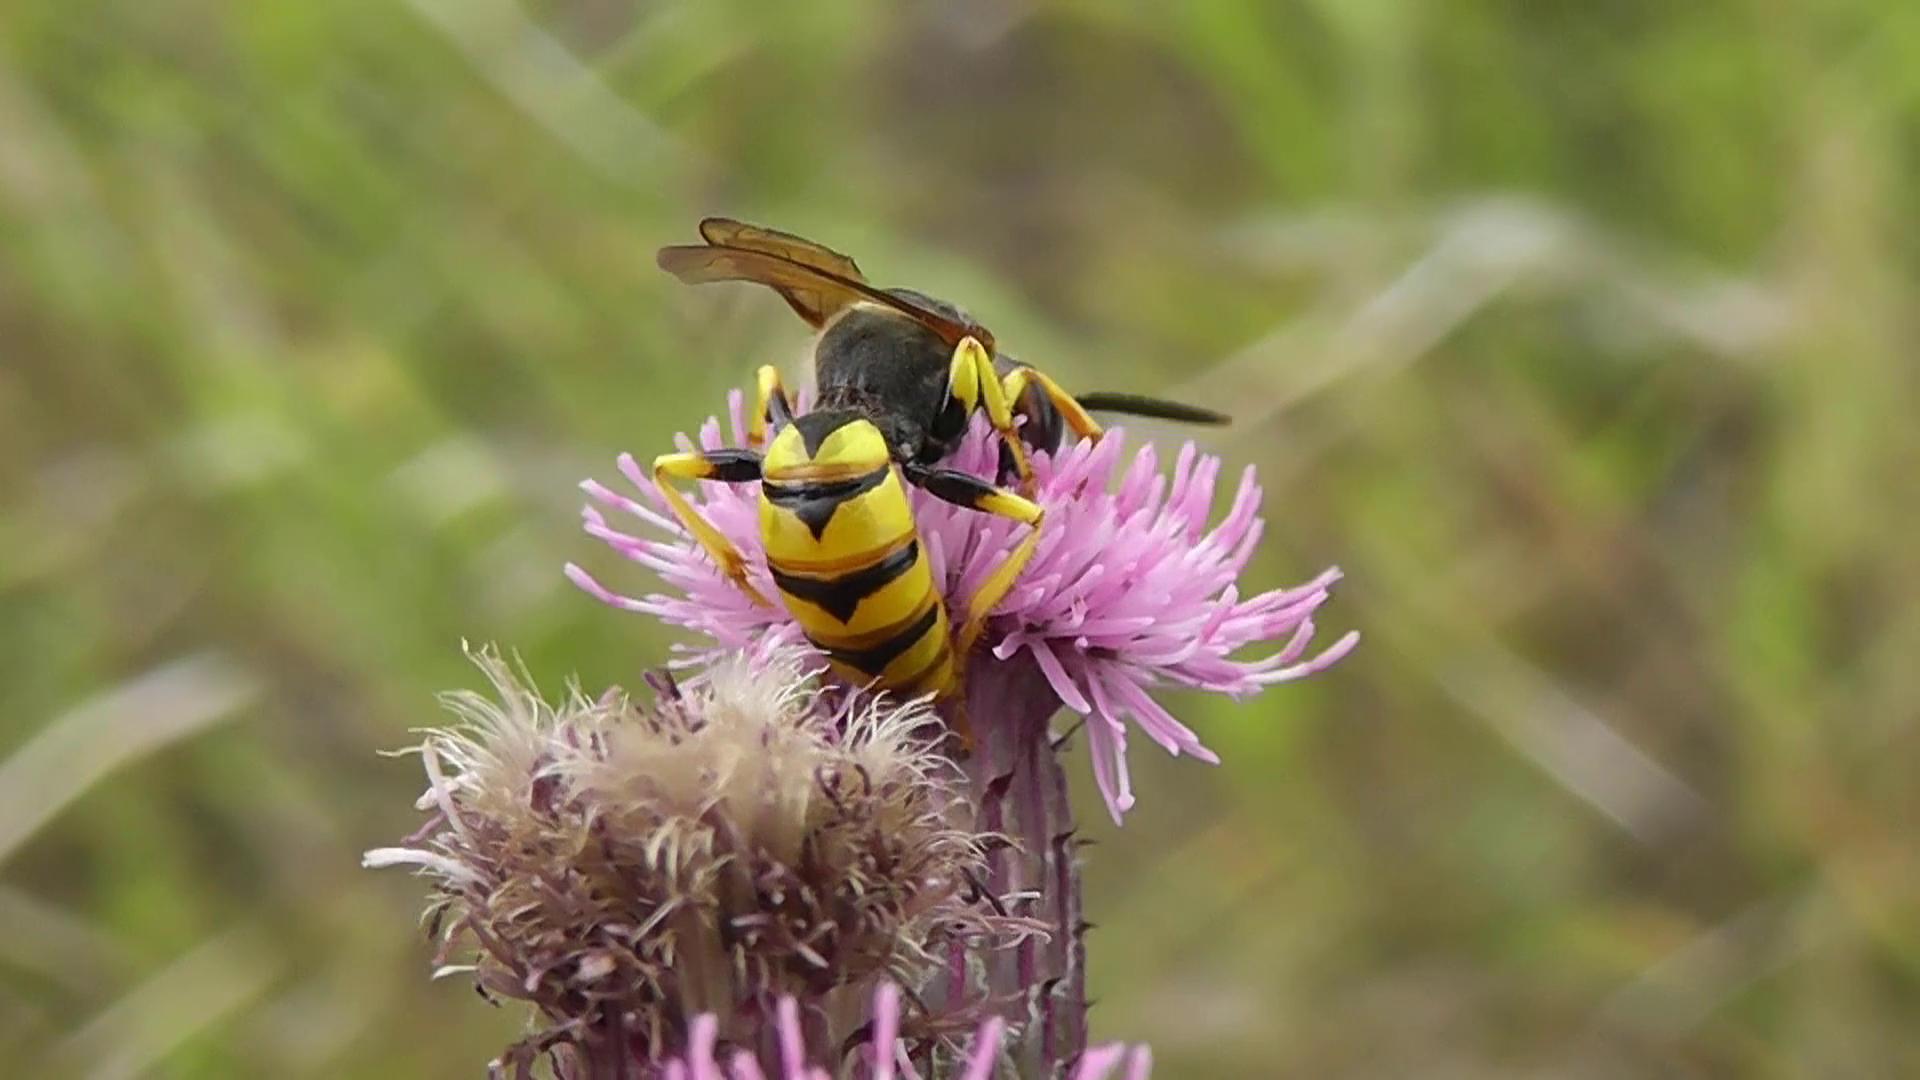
[[658, 236, 991, 350], [697, 218, 867, 282], [692, 219, 867, 325], [656, 245, 860, 329]]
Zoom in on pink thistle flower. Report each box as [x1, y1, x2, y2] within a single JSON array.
[[566, 389, 1357, 825], [663, 982, 1152, 1080]]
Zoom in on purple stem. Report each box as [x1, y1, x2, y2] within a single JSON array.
[[952, 654, 1088, 1073]]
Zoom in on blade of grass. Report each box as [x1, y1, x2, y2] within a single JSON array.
[[0, 655, 261, 866], [44, 924, 281, 1080]]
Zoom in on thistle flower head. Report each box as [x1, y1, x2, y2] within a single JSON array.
[[567, 390, 1358, 822], [365, 646, 1025, 1073]]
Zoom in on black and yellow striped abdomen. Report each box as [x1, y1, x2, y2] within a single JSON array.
[[758, 416, 956, 701]]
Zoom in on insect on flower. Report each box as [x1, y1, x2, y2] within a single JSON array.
[[570, 397, 1359, 824], [641, 219, 1227, 743]]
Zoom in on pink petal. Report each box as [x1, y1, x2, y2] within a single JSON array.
[[1030, 641, 1093, 714], [959, 1016, 1007, 1080], [777, 997, 806, 1075], [1073, 1044, 1129, 1079], [870, 982, 899, 1080]]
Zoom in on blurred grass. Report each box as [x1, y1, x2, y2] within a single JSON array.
[[3, 1, 1918, 1076]]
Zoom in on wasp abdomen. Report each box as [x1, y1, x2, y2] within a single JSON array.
[[759, 420, 957, 701]]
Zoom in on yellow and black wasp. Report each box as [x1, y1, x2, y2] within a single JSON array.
[[648, 219, 1227, 740]]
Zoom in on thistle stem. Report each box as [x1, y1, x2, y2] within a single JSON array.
[[957, 655, 1087, 1072]]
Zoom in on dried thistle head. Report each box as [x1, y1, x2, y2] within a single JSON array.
[[366, 646, 1028, 1074]]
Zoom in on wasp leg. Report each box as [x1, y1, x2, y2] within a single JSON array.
[[1002, 365, 1105, 446], [652, 449, 771, 607], [904, 462, 1045, 657], [947, 336, 1036, 496], [746, 364, 795, 447]]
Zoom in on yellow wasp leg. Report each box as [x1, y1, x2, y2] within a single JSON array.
[[1002, 365, 1105, 445], [905, 462, 1045, 657], [746, 364, 794, 446], [951, 336, 1036, 495], [652, 449, 772, 607]]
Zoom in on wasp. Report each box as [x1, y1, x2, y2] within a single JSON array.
[[648, 219, 1227, 739]]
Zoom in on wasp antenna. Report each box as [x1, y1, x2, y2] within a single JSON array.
[[1075, 392, 1230, 426]]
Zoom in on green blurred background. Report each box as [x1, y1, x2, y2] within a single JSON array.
[[4, 1, 1918, 1076]]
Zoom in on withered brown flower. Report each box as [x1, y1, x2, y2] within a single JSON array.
[[367, 647, 1033, 1075]]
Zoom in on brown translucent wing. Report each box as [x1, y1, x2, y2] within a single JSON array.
[[697, 218, 867, 283], [656, 245, 859, 329], [691, 219, 866, 326], [657, 238, 992, 351]]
